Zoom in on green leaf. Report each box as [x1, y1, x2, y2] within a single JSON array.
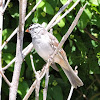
[[92, 7, 100, 14], [43, 2, 54, 15], [57, 15, 65, 27], [54, 31, 62, 42], [36, 0, 45, 8], [20, 63, 25, 76], [3, 53, 14, 65], [91, 14, 100, 27], [8, 3, 19, 18], [38, 17, 48, 24], [32, 17, 38, 23], [91, 40, 98, 47], [3, 42, 16, 53], [3, 53, 14, 71], [89, 60, 100, 74], [2, 29, 13, 41], [84, 8, 92, 19], [25, 54, 33, 71], [60, 0, 68, 5], [77, 11, 89, 29], [18, 81, 29, 99], [89, 0, 99, 6], [47, 0, 59, 8], [48, 85, 63, 100]]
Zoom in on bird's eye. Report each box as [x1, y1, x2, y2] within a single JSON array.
[[29, 28, 31, 30]]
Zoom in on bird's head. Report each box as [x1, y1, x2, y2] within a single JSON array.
[[25, 23, 44, 36]]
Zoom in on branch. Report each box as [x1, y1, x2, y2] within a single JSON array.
[[30, 55, 37, 74], [50, 0, 80, 29], [67, 86, 74, 100], [30, 54, 40, 100], [35, 74, 40, 100], [84, 28, 100, 43], [2, 43, 33, 70], [43, 69, 49, 100], [0, 0, 43, 51], [67, 66, 78, 100], [0, 0, 4, 99], [25, 0, 43, 20], [0, 70, 11, 87], [23, 63, 50, 100], [9, 0, 27, 99], [23, 80, 37, 100], [2, 0, 11, 14], [46, 0, 73, 30], [76, 89, 88, 100]]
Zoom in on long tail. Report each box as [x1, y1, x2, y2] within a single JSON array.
[[54, 51, 83, 88], [61, 67, 83, 88]]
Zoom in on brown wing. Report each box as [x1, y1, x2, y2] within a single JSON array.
[[47, 31, 59, 50]]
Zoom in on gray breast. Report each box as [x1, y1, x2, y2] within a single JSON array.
[[32, 34, 54, 60]]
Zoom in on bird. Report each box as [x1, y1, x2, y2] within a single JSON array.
[[25, 23, 83, 88]]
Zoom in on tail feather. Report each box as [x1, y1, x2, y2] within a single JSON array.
[[62, 67, 83, 88], [54, 51, 83, 88]]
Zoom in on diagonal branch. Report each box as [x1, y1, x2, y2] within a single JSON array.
[[0, 70, 11, 87], [67, 66, 78, 100], [2, 0, 11, 14], [84, 28, 100, 42], [43, 69, 49, 100], [50, 0, 80, 29], [0, 0, 43, 51], [2, 43, 33, 70], [46, 0, 73, 30]]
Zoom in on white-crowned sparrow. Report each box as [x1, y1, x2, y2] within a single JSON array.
[[25, 23, 83, 88]]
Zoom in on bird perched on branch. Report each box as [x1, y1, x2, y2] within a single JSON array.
[[25, 23, 83, 88]]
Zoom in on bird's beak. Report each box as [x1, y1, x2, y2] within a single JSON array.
[[25, 29, 29, 32]]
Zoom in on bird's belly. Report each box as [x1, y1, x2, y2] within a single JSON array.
[[32, 40, 54, 60]]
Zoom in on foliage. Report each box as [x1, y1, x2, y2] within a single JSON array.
[[2, 0, 100, 100]]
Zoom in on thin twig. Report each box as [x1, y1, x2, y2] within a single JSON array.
[[67, 66, 78, 100], [23, 63, 50, 100], [0, 0, 43, 51], [23, 80, 37, 100], [30, 54, 41, 100], [30, 54, 37, 74], [35, 75, 40, 100], [0, 0, 4, 99], [84, 28, 100, 42], [43, 69, 49, 100], [90, 93, 100, 100], [46, 0, 72, 30], [0, 70, 11, 87], [67, 86, 74, 100], [50, 0, 80, 29], [25, 0, 43, 20], [94, 74, 100, 84], [76, 89, 88, 100], [2, 0, 11, 14], [2, 43, 33, 70]]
